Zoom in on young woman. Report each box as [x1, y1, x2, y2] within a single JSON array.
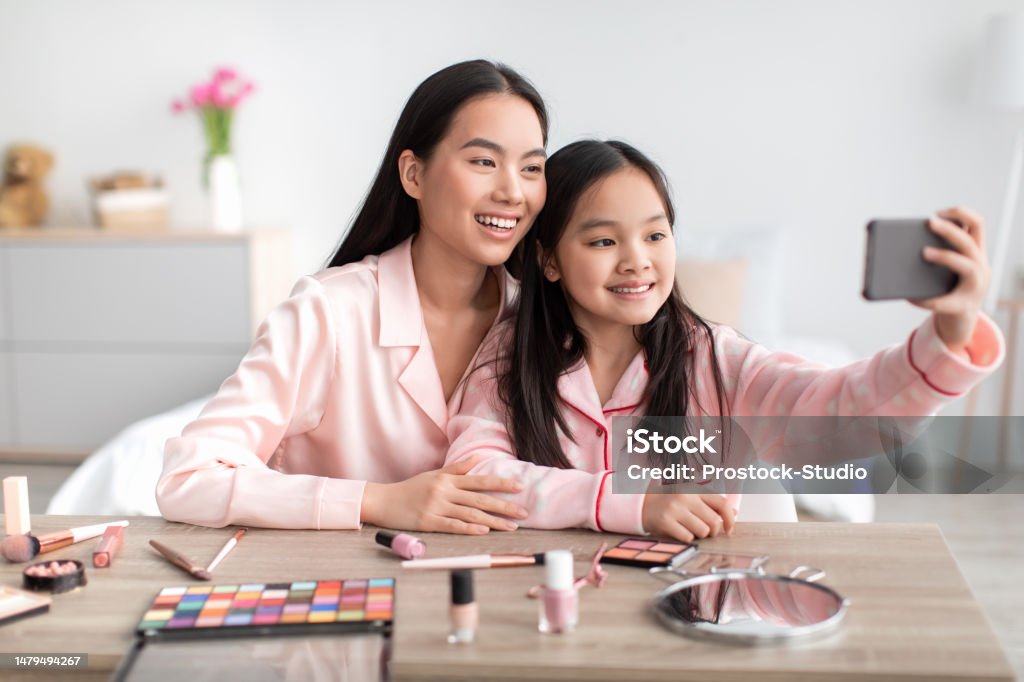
[[157, 60, 548, 532], [446, 140, 1004, 542]]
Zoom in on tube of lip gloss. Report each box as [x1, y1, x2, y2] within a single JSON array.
[[447, 570, 477, 644], [539, 550, 578, 634], [92, 526, 124, 568], [375, 530, 426, 560]]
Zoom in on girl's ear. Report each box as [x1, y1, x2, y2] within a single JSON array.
[[398, 150, 424, 200], [538, 248, 562, 283]]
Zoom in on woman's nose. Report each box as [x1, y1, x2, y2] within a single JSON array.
[[493, 166, 525, 205]]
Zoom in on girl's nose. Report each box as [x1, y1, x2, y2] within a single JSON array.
[[619, 242, 653, 273]]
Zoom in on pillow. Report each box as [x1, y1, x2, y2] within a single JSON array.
[[677, 229, 786, 339], [676, 258, 748, 329]]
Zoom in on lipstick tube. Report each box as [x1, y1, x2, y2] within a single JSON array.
[[375, 530, 426, 560], [93, 526, 125, 568], [447, 570, 477, 644], [539, 550, 578, 634]]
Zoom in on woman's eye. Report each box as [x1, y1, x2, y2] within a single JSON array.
[[524, 164, 543, 174], [647, 232, 667, 242], [472, 159, 496, 168], [589, 238, 615, 247]]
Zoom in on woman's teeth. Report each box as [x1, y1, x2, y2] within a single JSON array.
[[609, 284, 653, 293], [475, 215, 518, 230]]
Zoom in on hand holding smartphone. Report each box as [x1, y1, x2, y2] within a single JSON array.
[[862, 218, 961, 301]]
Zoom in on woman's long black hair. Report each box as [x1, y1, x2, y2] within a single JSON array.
[[499, 140, 730, 469], [325, 60, 548, 269]]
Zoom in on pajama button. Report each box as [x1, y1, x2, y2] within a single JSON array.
[[595, 426, 604, 436]]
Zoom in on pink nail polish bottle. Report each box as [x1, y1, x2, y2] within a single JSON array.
[[448, 570, 477, 644], [538, 550, 577, 634]]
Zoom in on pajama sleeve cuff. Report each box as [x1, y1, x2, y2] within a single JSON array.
[[908, 313, 1005, 396], [596, 473, 646, 535]]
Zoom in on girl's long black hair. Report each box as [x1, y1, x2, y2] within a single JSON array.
[[325, 60, 548, 269], [499, 140, 730, 469]]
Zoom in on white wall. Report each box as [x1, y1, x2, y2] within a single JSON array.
[[3, 0, 1022, 409]]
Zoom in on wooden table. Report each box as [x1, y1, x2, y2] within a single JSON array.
[[0, 516, 1013, 681]]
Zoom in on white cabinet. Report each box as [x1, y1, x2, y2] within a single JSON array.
[[0, 228, 293, 457]]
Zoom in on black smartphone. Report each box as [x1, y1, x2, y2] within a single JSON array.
[[862, 218, 959, 301]]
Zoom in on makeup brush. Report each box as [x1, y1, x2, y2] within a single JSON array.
[[149, 540, 211, 581], [205, 528, 246, 574], [401, 552, 547, 570], [2, 521, 130, 563]]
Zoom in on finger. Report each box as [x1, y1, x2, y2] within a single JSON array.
[[677, 509, 712, 539], [929, 217, 981, 262], [444, 502, 520, 532], [452, 489, 529, 520], [702, 494, 737, 534], [937, 206, 985, 250], [455, 473, 524, 494], [662, 517, 696, 544], [689, 500, 725, 537], [441, 455, 481, 475], [432, 515, 490, 535], [923, 246, 979, 281]]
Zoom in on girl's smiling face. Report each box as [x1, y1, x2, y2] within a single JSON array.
[[544, 166, 676, 337], [401, 93, 547, 266]]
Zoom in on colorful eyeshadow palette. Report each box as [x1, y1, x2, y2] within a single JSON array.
[[135, 578, 395, 640], [600, 538, 696, 569]]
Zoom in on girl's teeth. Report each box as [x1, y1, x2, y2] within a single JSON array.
[[609, 284, 653, 293]]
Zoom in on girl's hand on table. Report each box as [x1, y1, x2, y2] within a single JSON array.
[[361, 456, 529, 534], [641, 493, 736, 542], [911, 206, 991, 355]]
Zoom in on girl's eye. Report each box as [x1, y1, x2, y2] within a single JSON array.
[[523, 164, 543, 174], [647, 232, 667, 241], [472, 159, 496, 168], [589, 238, 615, 247]]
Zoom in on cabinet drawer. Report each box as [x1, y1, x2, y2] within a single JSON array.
[[7, 244, 250, 345], [0, 352, 12, 445], [12, 350, 245, 450]]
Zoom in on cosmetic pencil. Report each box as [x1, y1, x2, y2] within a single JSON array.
[[402, 553, 546, 570], [205, 528, 247, 573], [149, 539, 211, 581]]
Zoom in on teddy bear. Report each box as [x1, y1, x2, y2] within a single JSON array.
[[0, 143, 54, 228]]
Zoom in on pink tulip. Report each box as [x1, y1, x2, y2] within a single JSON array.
[[190, 82, 213, 107], [213, 67, 238, 83], [211, 83, 232, 108]]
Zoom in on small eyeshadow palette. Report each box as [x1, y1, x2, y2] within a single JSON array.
[[135, 578, 395, 639], [0, 585, 51, 626], [600, 538, 697, 569]]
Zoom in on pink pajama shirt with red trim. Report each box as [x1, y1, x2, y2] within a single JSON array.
[[445, 315, 1004, 533]]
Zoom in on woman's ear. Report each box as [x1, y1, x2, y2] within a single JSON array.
[[398, 150, 424, 200]]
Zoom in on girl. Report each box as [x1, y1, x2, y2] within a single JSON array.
[[446, 140, 1003, 542], [157, 60, 549, 532]]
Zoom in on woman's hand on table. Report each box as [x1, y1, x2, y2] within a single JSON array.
[[642, 493, 736, 542], [911, 206, 991, 355], [361, 456, 529, 534]]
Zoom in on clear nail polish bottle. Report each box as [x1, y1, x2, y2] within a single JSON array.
[[448, 569, 477, 643]]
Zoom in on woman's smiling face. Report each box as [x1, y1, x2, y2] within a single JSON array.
[[545, 166, 677, 337], [403, 93, 547, 267]]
